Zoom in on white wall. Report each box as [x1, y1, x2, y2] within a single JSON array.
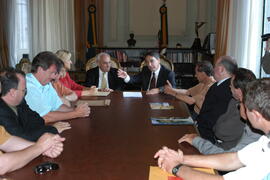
[[103, 0, 216, 48]]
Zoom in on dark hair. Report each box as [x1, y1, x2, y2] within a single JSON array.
[[0, 67, 25, 96], [144, 52, 160, 60], [233, 68, 256, 96], [196, 61, 213, 76], [31, 51, 63, 73], [244, 78, 270, 121], [218, 56, 238, 75]]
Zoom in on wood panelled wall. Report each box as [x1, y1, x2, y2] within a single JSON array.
[[74, 0, 103, 65], [0, 0, 10, 68]]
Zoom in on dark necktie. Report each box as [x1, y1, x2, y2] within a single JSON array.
[[150, 72, 156, 89]]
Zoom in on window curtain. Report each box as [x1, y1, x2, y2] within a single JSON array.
[[29, 0, 75, 67], [0, 1, 10, 68], [214, 0, 230, 63], [0, 0, 17, 67], [74, 0, 103, 69], [226, 0, 263, 76]]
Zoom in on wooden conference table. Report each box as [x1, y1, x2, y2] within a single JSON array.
[[6, 91, 198, 180]]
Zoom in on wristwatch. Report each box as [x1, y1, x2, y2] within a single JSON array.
[[172, 164, 182, 176], [159, 86, 165, 93]]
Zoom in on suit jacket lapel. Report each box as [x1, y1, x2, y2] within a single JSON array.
[[146, 68, 152, 86], [156, 65, 164, 87], [94, 67, 100, 87], [108, 70, 113, 88]]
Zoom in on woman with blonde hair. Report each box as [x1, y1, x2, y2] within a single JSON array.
[[52, 66, 78, 107], [56, 50, 96, 97]]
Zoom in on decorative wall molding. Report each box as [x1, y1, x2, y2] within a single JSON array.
[[103, 0, 216, 48]]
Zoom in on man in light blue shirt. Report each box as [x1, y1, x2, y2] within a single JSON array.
[[26, 73, 63, 117], [25, 51, 90, 123]]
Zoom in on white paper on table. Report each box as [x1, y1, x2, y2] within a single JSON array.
[[123, 92, 142, 98]]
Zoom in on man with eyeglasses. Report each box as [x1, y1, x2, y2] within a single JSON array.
[[85, 52, 125, 91], [0, 68, 71, 141]]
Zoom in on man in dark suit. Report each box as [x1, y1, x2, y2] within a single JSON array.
[[196, 56, 239, 144], [85, 52, 124, 91], [118, 52, 176, 94], [0, 68, 71, 141]]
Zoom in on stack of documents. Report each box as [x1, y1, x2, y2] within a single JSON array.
[[76, 99, 111, 106], [150, 117, 193, 125], [91, 91, 110, 96], [149, 102, 174, 110]]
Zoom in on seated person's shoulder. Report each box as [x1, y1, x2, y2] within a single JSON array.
[[141, 66, 150, 72], [161, 65, 173, 73], [86, 67, 98, 74], [0, 126, 11, 145], [0, 100, 13, 113], [17, 98, 30, 108], [110, 67, 119, 73]]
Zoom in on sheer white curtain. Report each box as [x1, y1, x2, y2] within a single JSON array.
[[2, 0, 31, 67], [29, 0, 75, 65], [6, 0, 18, 67], [226, 0, 263, 77]]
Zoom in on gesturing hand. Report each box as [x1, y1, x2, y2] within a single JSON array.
[[178, 133, 198, 145], [117, 69, 128, 79], [164, 80, 176, 96]]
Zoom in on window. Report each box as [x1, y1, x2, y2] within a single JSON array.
[[261, 0, 270, 77], [263, 0, 270, 34], [15, 0, 30, 64]]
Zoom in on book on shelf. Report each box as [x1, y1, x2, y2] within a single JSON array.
[[167, 52, 194, 63]]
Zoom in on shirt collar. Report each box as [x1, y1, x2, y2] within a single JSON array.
[[217, 77, 230, 86], [152, 65, 161, 76], [28, 73, 43, 89], [99, 68, 107, 76], [27, 73, 51, 90]]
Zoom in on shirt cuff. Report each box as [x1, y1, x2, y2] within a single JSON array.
[[192, 136, 203, 147], [124, 75, 130, 83]]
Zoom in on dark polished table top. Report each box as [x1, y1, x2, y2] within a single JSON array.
[[5, 92, 198, 180]]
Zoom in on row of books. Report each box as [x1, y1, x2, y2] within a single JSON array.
[[101, 49, 195, 64], [101, 50, 128, 62], [166, 52, 194, 63]]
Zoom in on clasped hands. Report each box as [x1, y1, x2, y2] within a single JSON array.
[[37, 133, 65, 158], [154, 133, 198, 174], [154, 146, 184, 173]]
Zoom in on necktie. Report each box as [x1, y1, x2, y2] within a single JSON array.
[[101, 72, 107, 89], [149, 72, 156, 90]]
